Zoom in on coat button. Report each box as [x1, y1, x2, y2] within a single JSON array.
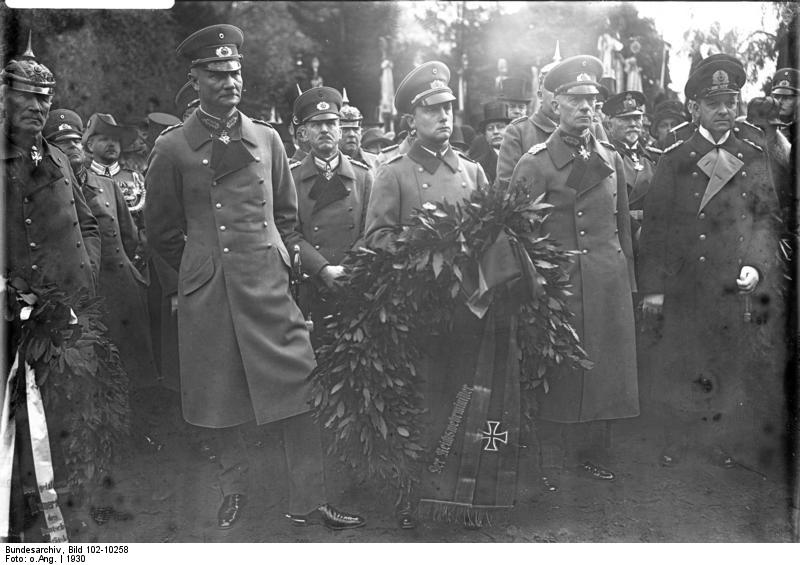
[[223, 247, 230, 253], [689, 151, 696, 158], [212, 181, 218, 187], [699, 212, 706, 219], [64, 178, 70, 185], [80, 262, 85, 268], [692, 171, 698, 177], [105, 201, 110, 207], [582, 249, 588, 254], [577, 211, 584, 217], [73, 221, 78, 226], [216, 203, 222, 209], [25, 218, 32, 225], [267, 243, 273, 249], [579, 230, 586, 236], [350, 224, 355, 229], [119, 262, 124, 268], [70, 200, 75, 204], [23, 197, 30, 203], [263, 221, 269, 227], [741, 171, 747, 177], [418, 167, 424, 172], [694, 192, 700, 198], [462, 182, 467, 187], [737, 153, 743, 159], [261, 200, 267, 206], [313, 226, 319, 232], [738, 235, 745, 242], [314, 244, 320, 250], [346, 188, 352, 193], [202, 159, 209, 165], [115, 247, 120, 252], [741, 192, 747, 197], [255, 157, 261, 162], [31, 264, 38, 271], [699, 234, 706, 241], [258, 178, 265, 184], [29, 242, 36, 248], [741, 214, 747, 219], [98, 188, 103, 193], [699, 256, 706, 262], [220, 225, 227, 231], [76, 241, 81, 247], [422, 183, 430, 189]]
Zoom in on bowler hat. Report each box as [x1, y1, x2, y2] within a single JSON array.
[[44, 109, 83, 142], [478, 101, 510, 131], [82, 113, 138, 149], [177, 24, 244, 72], [395, 61, 456, 115]]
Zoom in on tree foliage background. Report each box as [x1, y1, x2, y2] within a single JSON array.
[[1, 1, 794, 129]]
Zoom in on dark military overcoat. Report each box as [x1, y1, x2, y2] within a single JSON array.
[[82, 171, 156, 387], [144, 111, 316, 428], [637, 131, 783, 422], [3, 138, 100, 295], [509, 132, 639, 423], [467, 135, 498, 185]]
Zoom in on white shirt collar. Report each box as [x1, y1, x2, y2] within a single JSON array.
[[698, 125, 731, 147]]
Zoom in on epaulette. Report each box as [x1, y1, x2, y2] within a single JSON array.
[[663, 139, 684, 153], [289, 160, 302, 170], [384, 153, 404, 165], [380, 143, 399, 154], [527, 142, 546, 155], [456, 151, 475, 163], [736, 119, 764, 135], [647, 145, 663, 155], [349, 158, 370, 171], [251, 118, 275, 129], [157, 122, 183, 138], [740, 137, 764, 152], [509, 115, 528, 126]]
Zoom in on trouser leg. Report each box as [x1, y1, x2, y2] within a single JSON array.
[[278, 412, 326, 515], [205, 425, 249, 497]]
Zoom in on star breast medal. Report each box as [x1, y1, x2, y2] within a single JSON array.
[[578, 146, 591, 160]]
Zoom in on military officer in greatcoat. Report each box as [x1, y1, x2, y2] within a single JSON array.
[[2, 41, 101, 541], [289, 86, 373, 333], [144, 24, 365, 531], [508, 55, 638, 485], [42, 109, 88, 184], [603, 90, 657, 252], [337, 88, 379, 170], [496, 48, 608, 190], [638, 56, 784, 472]]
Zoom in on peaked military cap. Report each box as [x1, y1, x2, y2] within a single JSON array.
[[395, 61, 456, 114], [147, 112, 181, 141], [1, 34, 55, 96], [177, 24, 244, 72], [544, 55, 603, 96], [684, 55, 745, 100], [771, 68, 799, 95], [293, 86, 342, 124], [478, 100, 511, 131], [497, 76, 531, 103], [83, 113, 138, 149], [43, 109, 83, 142], [603, 90, 646, 118]]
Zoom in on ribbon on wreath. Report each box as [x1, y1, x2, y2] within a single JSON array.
[[1, 351, 69, 542]]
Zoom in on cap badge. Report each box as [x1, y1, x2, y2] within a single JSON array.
[[623, 95, 636, 111], [316, 101, 330, 111], [216, 45, 232, 58], [218, 33, 225, 39], [779, 79, 790, 87], [58, 123, 72, 131], [576, 73, 592, 82], [432, 67, 438, 75], [712, 70, 729, 88], [430, 79, 447, 89]]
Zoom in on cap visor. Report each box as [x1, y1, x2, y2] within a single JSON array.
[[560, 84, 601, 95], [305, 112, 341, 122], [613, 110, 644, 118], [771, 87, 797, 96], [419, 91, 457, 107], [49, 132, 82, 142]]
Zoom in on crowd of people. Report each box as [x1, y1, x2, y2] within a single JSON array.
[[2, 21, 796, 542]]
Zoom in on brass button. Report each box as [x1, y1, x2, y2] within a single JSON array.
[[741, 214, 747, 219], [29, 242, 36, 248], [25, 218, 32, 225], [418, 167, 424, 172], [738, 235, 744, 242], [313, 226, 319, 232], [119, 262, 124, 268], [212, 181, 218, 187], [422, 183, 429, 189], [223, 247, 230, 253], [689, 151, 696, 158], [692, 171, 698, 177], [741, 192, 747, 197], [314, 244, 320, 250], [582, 249, 588, 254], [699, 212, 706, 219], [64, 178, 70, 185], [216, 203, 222, 209], [737, 153, 743, 158], [31, 264, 38, 271], [462, 182, 466, 187], [699, 256, 706, 262], [255, 157, 261, 162], [694, 192, 700, 198], [23, 197, 30, 203], [76, 241, 81, 247], [263, 221, 269, 227], [577, 211, 584, 217], [699, 234, 706, 241], [220, 225, 227, 231], [741, 171, 747, 177], [105, 201, 110, 207], [267, 243, 273, 249], [202, 159, 209, 165]]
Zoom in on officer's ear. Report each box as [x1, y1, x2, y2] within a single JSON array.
[[550, 96, 561, 119], [296, 124, 308, 143], [188, 69, 200, 92]]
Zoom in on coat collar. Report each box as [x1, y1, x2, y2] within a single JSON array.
[[407, 139, 459, 174], [184, 109, 259, 151], [297, 151, 356, 181], [531, 107, 557, 135]]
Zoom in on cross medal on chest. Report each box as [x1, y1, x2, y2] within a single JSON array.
[[631, 152, 643, 171], [217, 115, 237, 145], [30, 145, 42, 167], [577, 146, 591, 160]]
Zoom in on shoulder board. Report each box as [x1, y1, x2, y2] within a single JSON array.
[[736, 119, 764, 134], [740, 137, 763, 152], [251, 118, 274, 129], [598, 140, 615, 150], [647, 146, 663, 154], [385, 153, 404, 165], [456, 152, 476, 163], [289, 160, 302, 170], [668, 121, 690, 134], [380, 144, 399, 154], [527, 142, 546, 155], [663, 139, 684, 153], [350, 158, 370, 171], [157, 122, 183, 138], [509, 115, 528, 126]]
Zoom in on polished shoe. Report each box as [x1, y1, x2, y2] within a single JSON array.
[[578, 461, 615, 481], [217, 494, 245, 529], [286, 503, 366, 530]]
